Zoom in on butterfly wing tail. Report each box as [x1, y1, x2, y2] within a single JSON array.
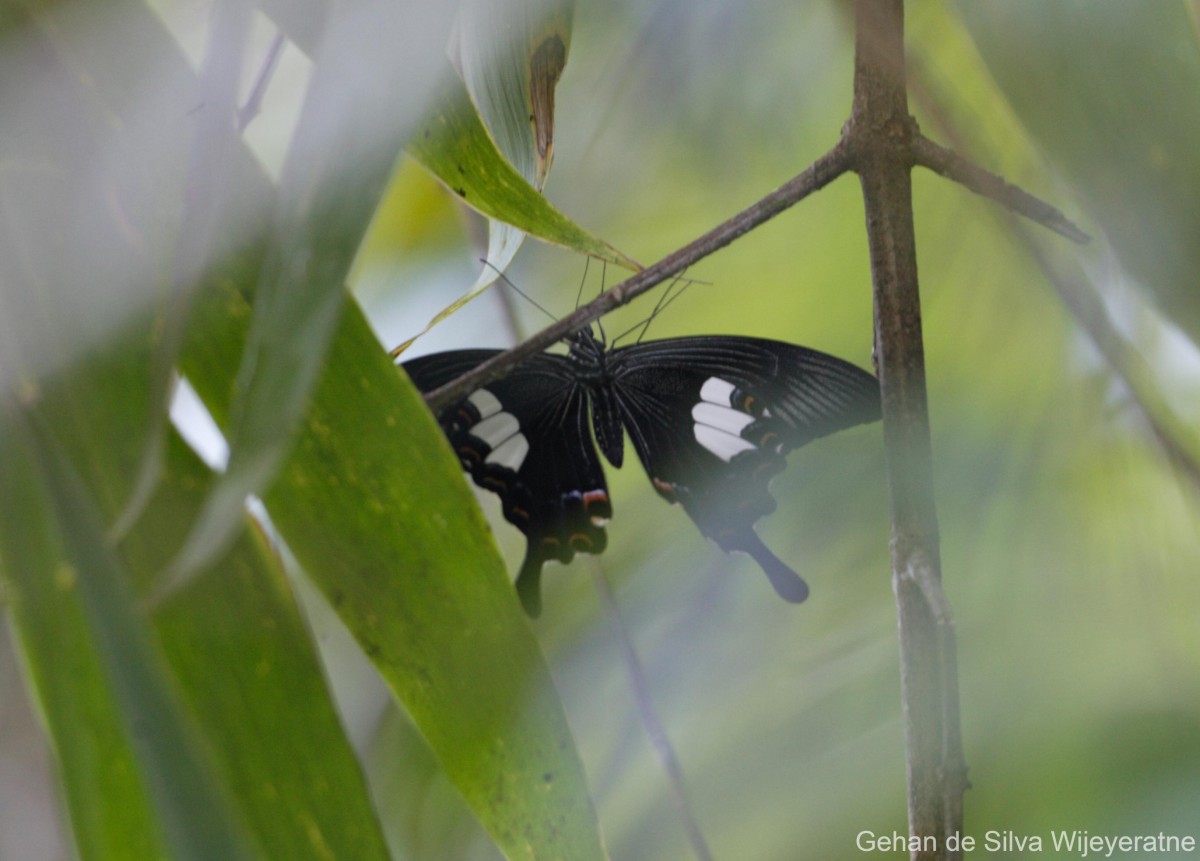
[[515, 553, 544, 618], [736, 531, 810, 603]]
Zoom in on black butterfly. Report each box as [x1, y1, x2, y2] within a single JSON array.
[[403, 328, 880, 616]]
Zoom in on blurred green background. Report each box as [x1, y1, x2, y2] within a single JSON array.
[[3, 1, 1199, 859]]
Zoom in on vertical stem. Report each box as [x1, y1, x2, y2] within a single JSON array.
[[848, 1, 966, 858]]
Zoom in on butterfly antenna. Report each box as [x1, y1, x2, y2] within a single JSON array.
[[480, 259, 557, 324], [611, 273, 699, 346], [574, 256, 592, 310]]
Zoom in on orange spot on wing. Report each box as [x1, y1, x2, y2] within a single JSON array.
[[570, 533, 592, 551]]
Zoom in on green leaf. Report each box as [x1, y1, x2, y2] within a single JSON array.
[[1, 410, 257, 861], [182, 277, 609, 860], [118, 394, 395, 860], [141, 435, 395, 861], [957, 0, 1200, 345], [169, 0, 457, 582], [387, 0, 585, 358], [0, 426, 167, 859], [1, 299, 393, 860], [274, 300, 609, 861], [398, 67, 637, 355], [408, 73, 638, 270], [455, 0, 575, 188]]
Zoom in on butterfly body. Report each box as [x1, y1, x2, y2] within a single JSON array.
[[404, 329, 880, 616]]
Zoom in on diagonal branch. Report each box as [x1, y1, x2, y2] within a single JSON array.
[[912, 135, 1090, 244], [419, 140, 852, 412]]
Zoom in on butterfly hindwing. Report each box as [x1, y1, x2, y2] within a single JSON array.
[[403, 350, 611, 616], [605, 336, 881, 601]]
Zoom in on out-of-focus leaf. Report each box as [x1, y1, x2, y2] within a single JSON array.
[[0, 425, 166, 859], [137, 435, 395, 861], [259, 0, 328, 56], [0, 0, 187, 408], [114, 0, 255, 539], [170, 0, 455, 583], [181, 276, 609, 860], [455, 0, 575, 188], [0, 411, 257, 861], [957, 0, 1200, 345], [2, 293, 392, 860]]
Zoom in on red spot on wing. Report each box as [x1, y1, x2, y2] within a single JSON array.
[[652, 477, 679, 502]]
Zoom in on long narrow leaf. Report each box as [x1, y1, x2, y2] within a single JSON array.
[[138, 435, 395, 861], [455, 0, 575, 188], [2, 410, 258, 861], [171, 0, 456, 583], [181, 280, 610, 861], [0, 429, 166, 859], [396, 68, 637, 355]]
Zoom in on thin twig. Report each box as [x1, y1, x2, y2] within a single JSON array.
[[237, 29, 287, 132], [589, 561, 714, 861], [421, 141, 852, 413], [912, 135, 1090, 244]]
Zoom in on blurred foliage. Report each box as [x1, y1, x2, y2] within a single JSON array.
[[957, 0, 1200, 348], [3, 1, 1200, 860]]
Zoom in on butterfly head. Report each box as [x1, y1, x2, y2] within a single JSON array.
[[566, 324, 609, 372], [568, 323, 605, 350]]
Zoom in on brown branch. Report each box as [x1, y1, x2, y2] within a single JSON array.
[[421, 141, 851, 413], [912, 135, 1090, 244], [846, 1, 966, 858]]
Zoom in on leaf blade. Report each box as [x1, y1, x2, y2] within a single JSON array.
[[182, 276, 610, 860], [2, 410, 258, 861], [170, 0, 456, 582], [409, 73, 638, 270]]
